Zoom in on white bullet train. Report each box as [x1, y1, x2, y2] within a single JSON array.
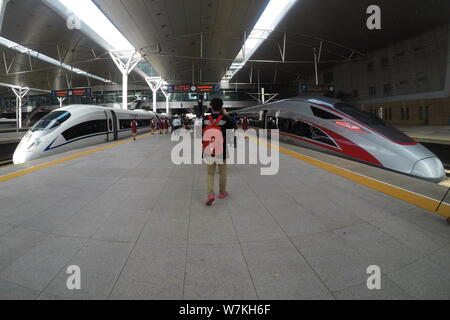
[[236, 96, 445, 182], [13, 105, 160, 164]]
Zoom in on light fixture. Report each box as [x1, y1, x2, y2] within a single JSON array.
[[222, 0, 297, 82], [57, 0, 134, 52]]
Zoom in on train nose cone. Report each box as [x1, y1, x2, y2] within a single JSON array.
[[12, 150, 28, 165], [411, 157, 445, 182]]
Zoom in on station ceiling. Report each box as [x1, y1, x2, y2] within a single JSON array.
[[0, 0, 145, 95], [0, 0, 449, 94]]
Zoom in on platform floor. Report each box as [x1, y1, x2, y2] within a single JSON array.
[[0, 133, 449, 300], [399, 125, 450, 145]]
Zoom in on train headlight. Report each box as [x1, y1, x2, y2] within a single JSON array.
[[335, 121, 366, 133], [27, 138, 42, 151]]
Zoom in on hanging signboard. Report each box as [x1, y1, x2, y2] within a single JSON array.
[[51, 88, 92, 97]]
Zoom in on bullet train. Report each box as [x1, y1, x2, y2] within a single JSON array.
[[236, 96, 445, 182], [13, 105, 160, 164]]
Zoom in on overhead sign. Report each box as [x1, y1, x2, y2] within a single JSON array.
[[300, 84, 334, 94], [51, 88, 92, 97], [166, 84, 220, 94]]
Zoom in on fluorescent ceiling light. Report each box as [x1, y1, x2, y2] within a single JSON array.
[[58, 0, 134, 52], [222, 0, 297, 82], [0, 36, 112, 83]]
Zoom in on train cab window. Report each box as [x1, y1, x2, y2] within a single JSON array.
[[335, 102, 414, 143], [31, 111, 71, 132], [311, 106, 342, 120], [62, 120, 107, 141], [278, 117, 296, 133]]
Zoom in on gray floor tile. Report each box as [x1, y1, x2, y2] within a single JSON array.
[[0, 279, 40, 300], [291, 232, 371, 292], [242, 239, 328, 299], [266, 204, 329, 237], [0, 228, 48, 272], [334, 223, 421, 273], [388, 258, 450, 300], [44, 240, 134, 299], [110, 242, 185, 300], [333, 277, 412, 300], [184, 243, 257, 300], [0, 235, 86, 291], [228, 206, 286, 243]]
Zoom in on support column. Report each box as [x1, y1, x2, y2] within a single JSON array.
[[11, 87, 29, 129], [57, 97, 66, 108], [109, 51, 141, 110], [145, 77, 163, 113], [161, 88, 171, 114], [313, 48, 319, 86], [262, 87, 266, 104]]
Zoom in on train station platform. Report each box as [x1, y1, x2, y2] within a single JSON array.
[[399, 126, 450, 145], [0, 133, 449, 300]]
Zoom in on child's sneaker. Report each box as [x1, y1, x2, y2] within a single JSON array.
[[205, 194, 215, 206], [218, 192, 229, 199]]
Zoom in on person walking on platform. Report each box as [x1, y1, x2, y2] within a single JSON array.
[[203, 98, 234, 206], [159, 118, 164, 134], [164, 118, 169, 134], [242, 116, 249, 139], [131, 117, 138, 141], [150, 118, 156, 134]]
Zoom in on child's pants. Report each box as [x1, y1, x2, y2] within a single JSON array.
[[207, 162, 227, 195]]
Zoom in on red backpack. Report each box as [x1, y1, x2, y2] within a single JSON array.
[[203, 115, 224, 157]]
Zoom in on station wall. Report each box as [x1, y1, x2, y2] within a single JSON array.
[[318, 23, 450, 126]]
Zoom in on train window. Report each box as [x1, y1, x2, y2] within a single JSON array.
[[31, 111, 71, 132], [311, 106, 342, 120], [278, 118, 291, 133], [294, 121, 311, 138], [120, 119, 132, 130], [62, 120, 107, 141], [335, 103, 414, 143], [310, 126, 337, 147], [335, 103, 385, 126], [109, 119, 113, 131]]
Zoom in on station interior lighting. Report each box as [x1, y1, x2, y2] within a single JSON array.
[[58, 0, 135, 54], [222, 0, 297, 82]]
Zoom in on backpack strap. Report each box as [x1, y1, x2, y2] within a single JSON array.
[[213, 115, 223, 126]]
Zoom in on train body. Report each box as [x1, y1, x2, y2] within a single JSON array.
[[13, 105, 160, 164], [236, 97, 445, 182]]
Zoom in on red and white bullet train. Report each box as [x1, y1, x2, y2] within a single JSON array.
[[236, 96, 445, 182]]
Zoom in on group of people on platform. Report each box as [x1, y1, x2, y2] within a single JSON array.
[[130, 101, 250, 206]]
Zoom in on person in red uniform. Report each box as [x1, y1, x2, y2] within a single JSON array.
[[150, 118, 155, 134], [131, 117, 138, 141], [242, 116, 249, 138], [164, 119, 170, 134]]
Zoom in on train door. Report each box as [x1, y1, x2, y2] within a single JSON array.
[[110, 110, 118, 141]]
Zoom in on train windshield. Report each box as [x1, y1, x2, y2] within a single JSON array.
[[31, 111, 71, 132], [334, 103, 415, 143]]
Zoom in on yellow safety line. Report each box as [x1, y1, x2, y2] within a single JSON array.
[[0, 133, 153, 183], [252, 136, 450, 218]]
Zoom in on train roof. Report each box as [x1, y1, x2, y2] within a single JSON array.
[[285, 96, 342, 108], [57, 105, 156, 115]]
